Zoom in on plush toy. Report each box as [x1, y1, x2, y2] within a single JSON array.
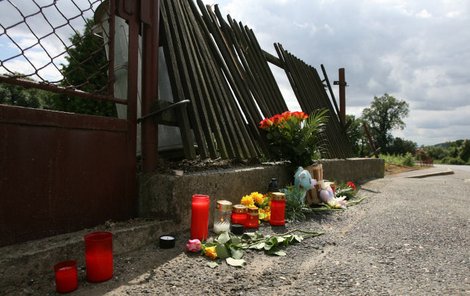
[[294, 167, 317, 199], [318, 180, 347, 209]]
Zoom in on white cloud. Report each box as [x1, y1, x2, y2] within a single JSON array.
[[416, 9, 432, 18], [2, 0, 470, 145], [213, 0, 470, 145]]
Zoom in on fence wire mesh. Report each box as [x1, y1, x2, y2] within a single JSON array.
[[0, 0, 112, 97]]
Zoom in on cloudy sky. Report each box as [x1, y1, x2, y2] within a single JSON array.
[[211, 0, 470, 146], [1, 0, 469, 145]]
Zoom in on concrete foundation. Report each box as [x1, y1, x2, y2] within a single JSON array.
[[138, 158, 384, 230], [0, 158, 382, 290]]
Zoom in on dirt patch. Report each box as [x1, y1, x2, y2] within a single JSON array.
[[152, 157, 264, 174], [385, 164, 429, 175]]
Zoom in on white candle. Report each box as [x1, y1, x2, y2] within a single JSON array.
[[213, 221, 230, 234]]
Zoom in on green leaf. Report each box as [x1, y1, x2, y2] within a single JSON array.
[[293, 235, 304, 243], [264, 240, 275, 251], [250, 242, 266, 250], [230, 247, 244, 259], [242, 233, 256, 240], [216, 244, 230, 259], [207, 261, 219, 269], [217, 232, 231, 244], [226, 257, 246, 267], [230, 236, 241, 245], [272, 250, 287, 256]]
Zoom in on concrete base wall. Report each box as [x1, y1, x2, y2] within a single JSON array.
[[138, 158, 384, 230]]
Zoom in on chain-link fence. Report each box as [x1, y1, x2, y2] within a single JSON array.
[[0, 0, 115, 102]]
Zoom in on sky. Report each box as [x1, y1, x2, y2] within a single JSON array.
[[1, 0, 469, 146], [211, 0, 470, 146]]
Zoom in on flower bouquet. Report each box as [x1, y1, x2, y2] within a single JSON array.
[[259, 110, 328, 167], [240, 192, 270, 222]]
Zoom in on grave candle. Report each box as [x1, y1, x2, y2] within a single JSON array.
[[54, 260, 78, 293], [190, 194, 210, 241], [84, 231, 113, 283], [213, 200, 232, 234], [244, 206, 259, 229], [270, 192, 286, 226], [231, 204, 248, 225]]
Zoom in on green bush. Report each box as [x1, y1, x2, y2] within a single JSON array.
[[402, 152, 415, 166], [380, 153, 416, 167], [441, 157, 466, 165]]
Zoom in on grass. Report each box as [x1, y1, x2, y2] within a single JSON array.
[[380, 152, 415, 167]]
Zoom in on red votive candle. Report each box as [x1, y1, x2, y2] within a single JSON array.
[[270, 192, 286, 226], [54, 260, 78, 293], [190, 194, 210, 241], [244, 206, 259, 229], [231, 204, 248, 225], [84, 231, 113, 283]]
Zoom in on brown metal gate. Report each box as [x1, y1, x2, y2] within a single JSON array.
[[0, 105, 136, 246], [0, 0, 159, 246]]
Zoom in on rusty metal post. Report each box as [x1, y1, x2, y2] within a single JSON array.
[[338, 68, 346, 126], [116, 0, 139, 214], [141, 0, 160, 173], [107, 0, 116, 101]]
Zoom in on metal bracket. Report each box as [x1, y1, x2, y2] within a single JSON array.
[[137, 99, 190, 123], [333, 81, 348, 87]]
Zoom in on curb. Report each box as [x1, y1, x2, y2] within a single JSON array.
[[406, 169, 454, 178], [0, 219, 175, 290]]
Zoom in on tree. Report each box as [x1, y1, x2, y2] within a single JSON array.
[[361, 93, 409, 154], [0, 80, 41, 108], [44, 19, 116, 117], [388, 137, 417, 155], [458, 139, 470, 163], [345, 114, 367, 157]]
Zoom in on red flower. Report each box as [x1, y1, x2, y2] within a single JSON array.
[[281, 111, 292, 120], [272, 114, 285, 125], [346, 181, 356, 191], [259, 118, 273, 129]]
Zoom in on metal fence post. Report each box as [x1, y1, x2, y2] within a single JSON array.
[[141, 0, 160, 173]]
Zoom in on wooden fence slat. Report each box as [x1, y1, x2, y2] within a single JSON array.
[[173, 0, 228, 159], [161, 0, 207, 158], [189, 2, 258, 159], [275, 43, 353, 159], [197, 0, 266, 156]]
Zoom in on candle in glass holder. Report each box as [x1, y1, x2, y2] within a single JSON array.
[[213, 200, 232, 234], [190, 194, 210, 240], [270, 192, 286, 226], [84, 231, 113, 283], [244, 206, 259, 229], [54, 260, 78, 293], [231, 204, 248, 225]]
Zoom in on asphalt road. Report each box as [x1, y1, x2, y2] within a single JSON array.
[[435, 163, 470, 173]]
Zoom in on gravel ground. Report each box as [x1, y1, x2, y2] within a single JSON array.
[[9, 168, 470, 295]]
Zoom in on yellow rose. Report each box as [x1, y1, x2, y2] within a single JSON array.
[[251, 192, 265, 206], [204, 246, 217, 260], [241, 195, 254, 207]]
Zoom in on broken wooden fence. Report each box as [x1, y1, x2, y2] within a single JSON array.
[[159, 0, 353, 160]]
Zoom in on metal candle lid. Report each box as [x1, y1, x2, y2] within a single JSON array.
[[248, 206, 259, 214], [216, 200, 233, 211], [271, 192, 286, 201], [232, 204, 248, 213], [159, 235, 176, 249]]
